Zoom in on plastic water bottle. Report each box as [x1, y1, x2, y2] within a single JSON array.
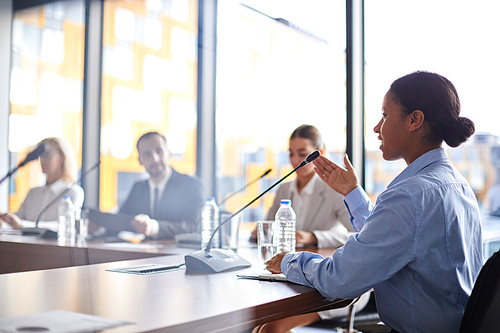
[[201, 197, 220, 250], [58, 195, 76, 244], [274, 199, 296, 252]]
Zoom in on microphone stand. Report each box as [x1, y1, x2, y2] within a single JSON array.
[[21, 161, 101, 238], [0, 168, 21, 187], [218, 168, 272, 206], [0, 144, 47, 186], [184, 151, 320, 273]]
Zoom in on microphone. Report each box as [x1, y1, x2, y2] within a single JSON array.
[[219, 168, 272, 205], [21, 160, 101, 238], [184, 150, 321, 273], [300, 150, 320, 167], [18, 143, 48, 168], [0, 143, 48, 186]]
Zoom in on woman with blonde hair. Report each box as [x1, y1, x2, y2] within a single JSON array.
[[0, 137, 84, 228]]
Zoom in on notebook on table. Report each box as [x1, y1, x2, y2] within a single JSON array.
[[86, 208, 136, 235]]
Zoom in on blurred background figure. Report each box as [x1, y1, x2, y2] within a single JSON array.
[[252, 125, 369, 333], [117, 131, 204, 238], [253, 124, 354, 248], [0, 137, 84, 229]]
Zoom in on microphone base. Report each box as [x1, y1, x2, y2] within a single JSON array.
[[22, 227, 58, 239], [185, 248, 251, 273]]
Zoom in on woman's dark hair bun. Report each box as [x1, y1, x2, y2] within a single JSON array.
[[444, 116, 475, 148]]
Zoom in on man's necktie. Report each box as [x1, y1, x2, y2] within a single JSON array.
[[153, 187, 160, 218]]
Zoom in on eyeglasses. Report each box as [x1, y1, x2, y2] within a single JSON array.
[[40, 151, 61, 160]]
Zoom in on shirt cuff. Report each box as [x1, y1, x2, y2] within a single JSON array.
[[344, 185, 369, 207], [344, 186, 371, 231], [147, 218, 160, 237], [281, 252, 300, 276], [280, 252, 321, 288]]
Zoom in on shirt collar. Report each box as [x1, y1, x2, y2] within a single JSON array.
[[292, 173, 318, 196], [148, 166, 172, 194], [46, 178, 70, 194], [388, 148, 448, 188]]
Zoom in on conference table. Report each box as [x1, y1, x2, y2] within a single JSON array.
[[0, 233, 351, 332]]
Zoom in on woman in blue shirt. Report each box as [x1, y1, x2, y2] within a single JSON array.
[[266, 71, 483, 333]]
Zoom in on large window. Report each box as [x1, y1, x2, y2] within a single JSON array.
[[365, 0, 500, 207], [100, 0, 198, 212], [9, 1, 85, 211], [216, 0, 346, 222]]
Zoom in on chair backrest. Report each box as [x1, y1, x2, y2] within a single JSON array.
[[460, 250, 500, 332]]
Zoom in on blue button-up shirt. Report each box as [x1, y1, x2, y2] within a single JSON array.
[[282, 148, 483, 333]]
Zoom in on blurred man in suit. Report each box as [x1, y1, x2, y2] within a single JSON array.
[[119, 131, 204, 239]]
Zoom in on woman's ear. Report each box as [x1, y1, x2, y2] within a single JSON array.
[[408, 110, 425, 132]]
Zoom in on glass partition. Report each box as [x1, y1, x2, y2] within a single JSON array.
[[100, 0, 198, 212], [9, 1, 85, 212], [365, 0, 500, 207], [216, 0, 346, 222]]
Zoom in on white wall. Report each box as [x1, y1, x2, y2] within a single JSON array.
[[0, 0, 13, 211]]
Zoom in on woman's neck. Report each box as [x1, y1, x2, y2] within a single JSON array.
[[45, 174, 62, 186], [296, 173, 315, 193]]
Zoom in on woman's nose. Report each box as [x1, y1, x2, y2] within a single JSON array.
[[374, 119, 382, 133]]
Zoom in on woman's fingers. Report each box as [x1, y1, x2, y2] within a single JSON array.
[[344, 154, 354, 171], [314, 156, 339, 174]]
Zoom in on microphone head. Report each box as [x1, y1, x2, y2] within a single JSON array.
[[298, 150, 321, 168], [19, 143, 48, 167], [305, 150, 321, 163], [27, 143, 48, 161]]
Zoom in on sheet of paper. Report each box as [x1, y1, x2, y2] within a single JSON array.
[[237, 271, 288, 282], [0, 310, 133, 333], [106, 263, 185, 275]]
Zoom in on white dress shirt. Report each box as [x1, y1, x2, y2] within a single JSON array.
[[144, 167, 172, 237], [16, 179, 84, 221]]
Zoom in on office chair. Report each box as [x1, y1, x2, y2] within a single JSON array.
[[308, 291, 387, 332], [459, 249, 500, 333]]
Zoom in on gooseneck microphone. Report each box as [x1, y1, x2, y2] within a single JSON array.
[[21, 161, 101, 238], [0, 143, 48, 186], [219, 168, 272, 205], [184, 150, 321, 273], [19, 143, 48, 167], [299, 150, 320, 167]]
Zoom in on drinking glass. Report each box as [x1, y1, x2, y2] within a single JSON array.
[[257, 220, 276, 265]]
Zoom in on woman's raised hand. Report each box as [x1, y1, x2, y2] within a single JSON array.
[[313, 155, 359, 196]]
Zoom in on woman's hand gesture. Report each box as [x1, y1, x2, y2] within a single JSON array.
[[313, 155, 359, 196]]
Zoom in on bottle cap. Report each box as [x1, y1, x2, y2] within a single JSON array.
[[280, 199, 291, 205]]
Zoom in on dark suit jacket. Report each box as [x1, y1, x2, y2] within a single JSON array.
[[119, 168, 204, 239]]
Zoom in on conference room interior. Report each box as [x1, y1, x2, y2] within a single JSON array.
[[1, 0, 500, 332]]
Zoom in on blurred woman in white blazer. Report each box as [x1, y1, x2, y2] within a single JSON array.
[[0, 137, 84, 228], [252, 124, 370, 333]]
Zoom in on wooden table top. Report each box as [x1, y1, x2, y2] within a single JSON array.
[[0, 235, 350, 332]]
